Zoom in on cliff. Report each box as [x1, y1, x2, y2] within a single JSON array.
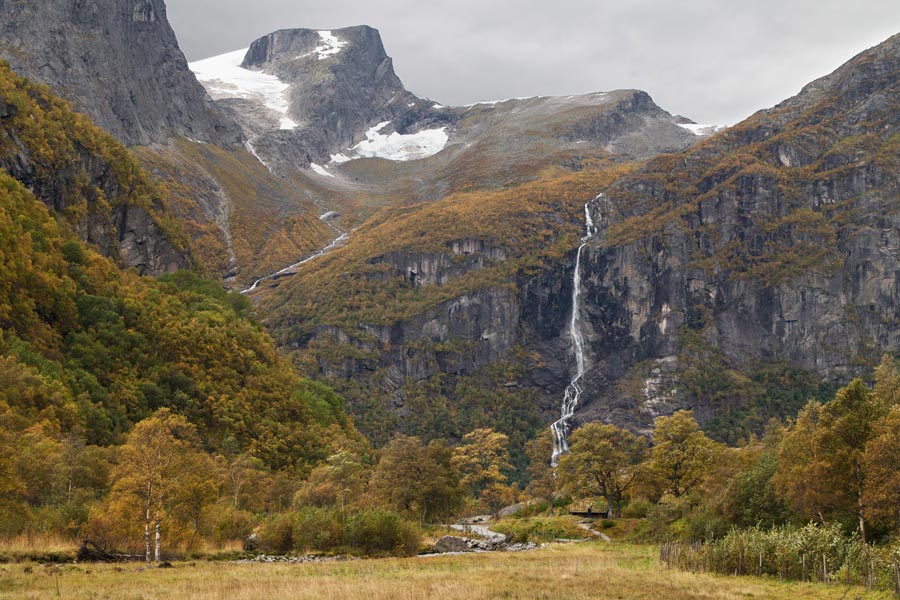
[[0, 62, 191, 274], [0, 0, 241, 146], [574, 32, 900, 435]]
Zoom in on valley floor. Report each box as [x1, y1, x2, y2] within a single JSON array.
[[0, 542, 889, 600]]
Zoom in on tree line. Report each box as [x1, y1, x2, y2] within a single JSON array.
[[540, 355, 900, 550]]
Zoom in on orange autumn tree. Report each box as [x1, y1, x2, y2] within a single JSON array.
[[861, 355, 900, 532], [101, 409, 215, 564], [775, 379, 878, 542]]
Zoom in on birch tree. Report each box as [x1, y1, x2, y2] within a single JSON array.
[[109, 409, 209, 565]]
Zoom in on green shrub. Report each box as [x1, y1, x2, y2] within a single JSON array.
[[292, 507, 343, 553], [257, 514, 294, 554], [622, 499, 652, 519], [205, 504, 256, 547], [346, 509, 420, 557]]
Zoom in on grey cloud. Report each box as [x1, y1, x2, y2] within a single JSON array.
[[166, 0, 900, 125]]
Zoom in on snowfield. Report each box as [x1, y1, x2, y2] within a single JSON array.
[[331, 121, 449, 163], [189, 49, 297, 130], [314, 31, 348, 60]]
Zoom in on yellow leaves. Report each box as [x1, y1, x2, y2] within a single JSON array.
[[645, 410, 723, 500], [450, 427, 512, 496], [0, 168, 352, 469]]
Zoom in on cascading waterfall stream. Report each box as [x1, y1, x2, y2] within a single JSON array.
[[241, 216, 349, 293], [551, 199, 599, 466]]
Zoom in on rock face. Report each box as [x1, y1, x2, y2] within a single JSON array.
[[194, 26, 455, 167], [572, 32, 900, 432], [279, 242, 575, 440], [0, 0, 241, 146], [115, 203, 190, 275], [0, 62, 191, 275]]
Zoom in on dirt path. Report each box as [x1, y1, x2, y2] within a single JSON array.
[[576, 521, 611, 542], [450, 516, 507, 544]]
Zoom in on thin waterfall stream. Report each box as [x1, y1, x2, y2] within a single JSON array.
[[241, 215, 348, 294], [551, 200, 598, 466]]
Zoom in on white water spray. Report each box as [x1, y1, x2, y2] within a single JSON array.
[[551, 199, 600, 466]]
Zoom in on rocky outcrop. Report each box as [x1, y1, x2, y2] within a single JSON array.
[[560, 90, 703, 158], [0, 0, 241, 146], [196, 26, 455, 167], [312, 285, 519, 383], [366, 241, 508, 287], [115, 203, 189, 274], [433, 536, 472, 553]]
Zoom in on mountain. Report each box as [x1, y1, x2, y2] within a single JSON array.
[[0, 0, 338, 286], [191, 27, 703, 230], [7, 0, 891, 456], [253, 32, 900, 449], [193, 26, 443, 165], [180, 26, 715, 451], [0, 0, 241, 147]]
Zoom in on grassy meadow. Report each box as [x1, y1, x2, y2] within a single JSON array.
[[0, 542, 890, 600]]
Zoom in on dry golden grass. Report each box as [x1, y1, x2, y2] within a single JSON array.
[[0, 534, 76, 555], [0, 542, 889, 600]]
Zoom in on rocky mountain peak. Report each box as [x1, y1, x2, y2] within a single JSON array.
[[792, 32, 900, 104], [0, 0, 242, 147], [191, 25, 447, 167], [241, 26, 395, 79]]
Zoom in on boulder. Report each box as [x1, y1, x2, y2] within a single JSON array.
[[433, 536, 471, 553]]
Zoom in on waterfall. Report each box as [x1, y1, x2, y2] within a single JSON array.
[[551, 199, 599, 466]]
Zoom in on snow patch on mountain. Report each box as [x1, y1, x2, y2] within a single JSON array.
[[314, 31, 348, 60], [189, 49, 297, 130], [310, 163, 334, 178], [332, 121, 449, 163], [677, 123, 723, 136], [330, 152, 353, 164]]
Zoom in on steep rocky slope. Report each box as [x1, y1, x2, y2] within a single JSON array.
[[0, 62, 190, 275], [0, 0, 241, 147], [256, 165, 637, 449], [574, 32, 900, 437], [0, 0, 334, 285]]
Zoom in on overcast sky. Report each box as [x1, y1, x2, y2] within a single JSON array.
[[166, 0, 900, 126]]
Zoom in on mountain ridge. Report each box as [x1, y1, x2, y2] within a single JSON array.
[[571, 29, 900, 436]]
